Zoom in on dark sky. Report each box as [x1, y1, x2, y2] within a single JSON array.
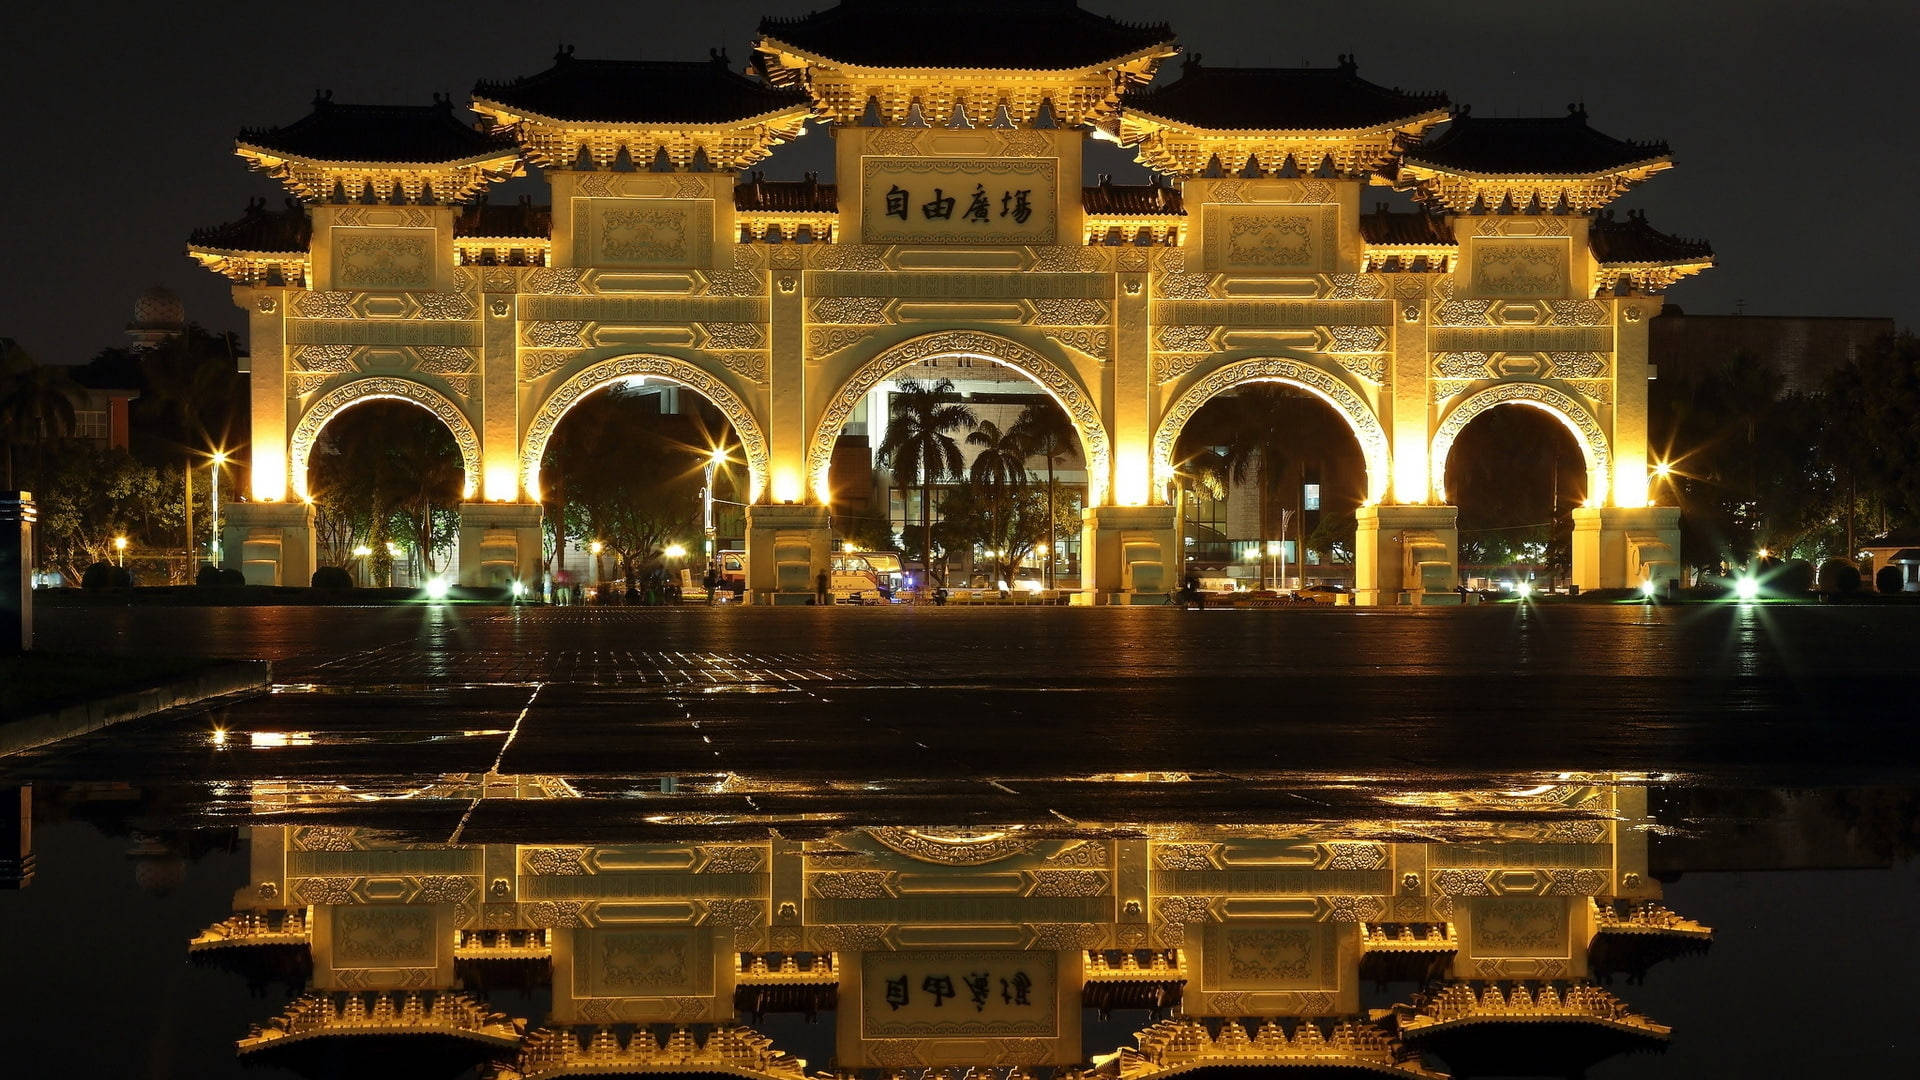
[[4, 0, 1915, 364]]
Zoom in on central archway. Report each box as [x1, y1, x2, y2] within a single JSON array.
[[807, 331, 1112, 506], [1153, 356, 1391, 505], [1430, 383, 1611, 507], [289, 377, 481, 502], [521, 354, 770, 503]]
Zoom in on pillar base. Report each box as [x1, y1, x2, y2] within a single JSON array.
[[1083, 504, 1177, 604], [1573, 506, 1681, 592], [222, 501, 316, 587], [745, 503, 831, 603], [457, 502, 543, 588], [1355, 504, 1459, 606], [2, 491, 34, 654]]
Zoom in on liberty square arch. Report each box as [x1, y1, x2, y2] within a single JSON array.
[[194, 2, 1708, 600]]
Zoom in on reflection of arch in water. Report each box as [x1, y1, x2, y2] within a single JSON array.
[[807, 331, 1111, 506], [521, 354, 769, 503], [1153, 355, 1390, 505], [1432, 383, 1611, 506], [289, 378, 480, 501]]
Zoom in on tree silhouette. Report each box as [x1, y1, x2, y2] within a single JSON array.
[[875, 378, 976, 584]]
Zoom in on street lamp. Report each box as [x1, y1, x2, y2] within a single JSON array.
[[589, 540, 604, 595], [352, 545, 372, 587], [208, 451, 229, 566], [704, 446, 727, 556], [113, 536, 127, 567]]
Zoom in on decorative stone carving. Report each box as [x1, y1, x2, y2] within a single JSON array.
[[1154, 356, 1390, 504], [292, 345, 356, 373], [809, 296, 889, 324], [522, 355, 770, 502], [1157, 325, 1213, 352], [1326, 325, 1386, 353], [716, 351, 768, 382], [525, 267, 588, 295], [414, 346, 475, 375], [808, 332, 1111, 506], [1154, 844, 1214, 870], [416, 875, 475, 903], [811, 923, 890, 951], [1030, 245, 1105, 273], [1156, 896, 1212, 926], [520, 349, 581, 381], [699, 322, 765, 349], [807, 326, 877, 357], [1327, 274, 1386, 299], [1042, 328, 1110, 360], [813, 871, 894, 898], [1153, 354, 1208, 383], [703, 898, 764, 929], [1547, 352, 1608, 379], [417, 291, 476, 320], [291, 826, 357, 851], [1324, 843, 1388, 870], [1028, 870, 1108, 897], [1473, 238, 1569, 297], [1432, 869, 1493, 896], [1043, 841, 1109, 868], [1028, 922, 1107, 949], [524, 848, 590, 875], [1434, 352, 1492, 379], [524, 320, 588, 348], [335, 232, 433, 289], [527, 901, 587, 928], [296, 877, 356, 905], [1335, 355, 1386, 383], [1325, 895, 1387, 922], [296, 291, 355, 319], [1031, 298, 1108, 325]]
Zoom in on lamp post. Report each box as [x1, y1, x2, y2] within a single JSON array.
[[352, 545, 372, 588], [208, 451, 228, 567], [704, 446, 725, 557], [113, 536, 127, 568], [589, 540, 603, 597]]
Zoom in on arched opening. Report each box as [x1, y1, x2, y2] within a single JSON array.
[[1443, 404, 1589, 594], [305, 399, 466, 588], [1165, 380, 1371, 595], [534, 374, 748, 603], [810, 333, 1108, 594]]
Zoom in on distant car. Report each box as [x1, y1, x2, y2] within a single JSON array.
[[1294, 584, 1351, 603]]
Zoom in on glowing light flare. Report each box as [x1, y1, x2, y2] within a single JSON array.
[[251, 445, 288, 502], [1641, 579, 1658, 598], [664, 544, 687, 559], [1734, 576, 1760, 601], [1114, 454, 1153, 507], [1613, 462, 1650, 509], [352, 545, 372, 557], [425, 577, 450, 600], [1515, 581, 1534, 599], [483, 463, 519, 503], [1652, 461, 1673, 479], [772, 468, 805, 505]]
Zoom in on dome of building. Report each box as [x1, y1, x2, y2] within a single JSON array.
[[131, 285, 186, 329]]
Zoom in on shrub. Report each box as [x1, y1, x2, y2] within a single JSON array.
[[81, 561, 114, 590], [218, 567, 246, 586], [1766, 559, 1814, 597], [195, 563, 223, 586], [1816, 559, 1862, 595], [311, 566, 354, 589], [1877, 565, 1906, 594]]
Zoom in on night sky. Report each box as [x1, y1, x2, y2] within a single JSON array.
[[4, 0, 1915, 365]]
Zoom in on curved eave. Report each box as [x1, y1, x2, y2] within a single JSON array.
[[1397, 156, 1673, 183], [187, 243, 308, 260], [235, 143, 524, 172], [189, 932, 310, 952], [238, 1024, 523, 1056], [472, 99, 813, 133], [754, 37, 1176, 80], [1121, 106, 1451, 143], [512, 1062, 810, 1080], [1597, 257, 1714, 270], [1401, 1013, 1671, 1043], [1111, 1057, 1438, 1079], [1593, 922, 1715, 939]]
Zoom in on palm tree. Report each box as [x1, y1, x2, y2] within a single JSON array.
[[967, 420, 1029, 488], [0, 340, 78, 489], [875, 378, 976, 586], [1011, 401, 1078, 589]]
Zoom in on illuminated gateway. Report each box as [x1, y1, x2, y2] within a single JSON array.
[[190, 0, 1712, 602]]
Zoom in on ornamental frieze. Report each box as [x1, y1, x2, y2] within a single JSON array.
[[1335, 355, 1387, 383], [1152, 300, 1393, 327], [523, 320, 588, 348], [1041, 328, 1110, 361], [1158, 325, 1214, 352], [1031, 298, 1109, 325], [1547, 351, 1609, 379], [1152, 355, 1209, 383], [806, 326, 878, 358], [810, 271, 1109, 300], [522, 296, 765, 323], [715, 351, 768, 382], [520, 349, 582, 381], [288, 320, 480, 347], [1325, 325, 1387, 353], [809, 296, 890, 324], [697, 323, 766, 350], [1431, 327, 1612, 352]]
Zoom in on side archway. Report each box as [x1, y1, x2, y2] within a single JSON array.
[[1153, 356, 1392, 505], [1431, 383, 1611, 506], [807, 330, 1112, 505], [521, 354, 770, 503], [289, 377, 481, 501]]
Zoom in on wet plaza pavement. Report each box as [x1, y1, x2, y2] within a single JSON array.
[[3, 602, 1919, 1078]]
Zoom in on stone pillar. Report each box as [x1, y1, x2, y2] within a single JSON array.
[[222, 502, 317, 586], [1, 491, 33, 654], [1572, 505, 1681, 592], [1355, 504, 1459, 606], [1082, 504, 1176, 604], [0, 786, 31, 889], [745, 503, 830, 604], [457, 502, 544, 588]]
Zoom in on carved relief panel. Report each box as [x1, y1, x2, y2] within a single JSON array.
[[1467, 237, 1573, 299], [329, 227, 437, 291], [1202, 205, 1337, 273], [573, 197, 715, 269]]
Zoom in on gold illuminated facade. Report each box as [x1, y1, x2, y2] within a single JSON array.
[[194, 780, 1707, 1077], [190, 0, 1713, 602]]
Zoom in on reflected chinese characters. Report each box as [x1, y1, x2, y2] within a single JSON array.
[[176, 777, 1709, 1079]]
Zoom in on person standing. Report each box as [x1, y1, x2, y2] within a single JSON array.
[[815, 569, 830, 606]]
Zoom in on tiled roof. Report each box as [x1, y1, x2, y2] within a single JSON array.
[[756, 0, 1175, 70], [475, 50, 810, 124], [1403, 106, 1669, 175], [238, 94, 517, 163], [1589, 209, 1712, 264], [734, 173, 837, 213], [1126, 56, 1448, 131], [1359, 205, 1454, 245], [188, 198, 312, 252], [453, 197, 552, 238], [1082, 179, 1184, 215]]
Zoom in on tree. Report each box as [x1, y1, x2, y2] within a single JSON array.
[[1445, 406, 1583, 578], [936, 482, 1053, 588], [874, 378, 976, 584], [0, 339, 78, 489], [1827, 332, 1920, 529], [34, 444, 181, 581], [308, 402, 462, 582], [966, 419, 1029, 489], [381, 409, 465, 576], [1011, 401, 1078, 588]]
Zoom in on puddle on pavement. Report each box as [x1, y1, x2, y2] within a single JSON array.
[[2, 776, 1915, 1078]]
